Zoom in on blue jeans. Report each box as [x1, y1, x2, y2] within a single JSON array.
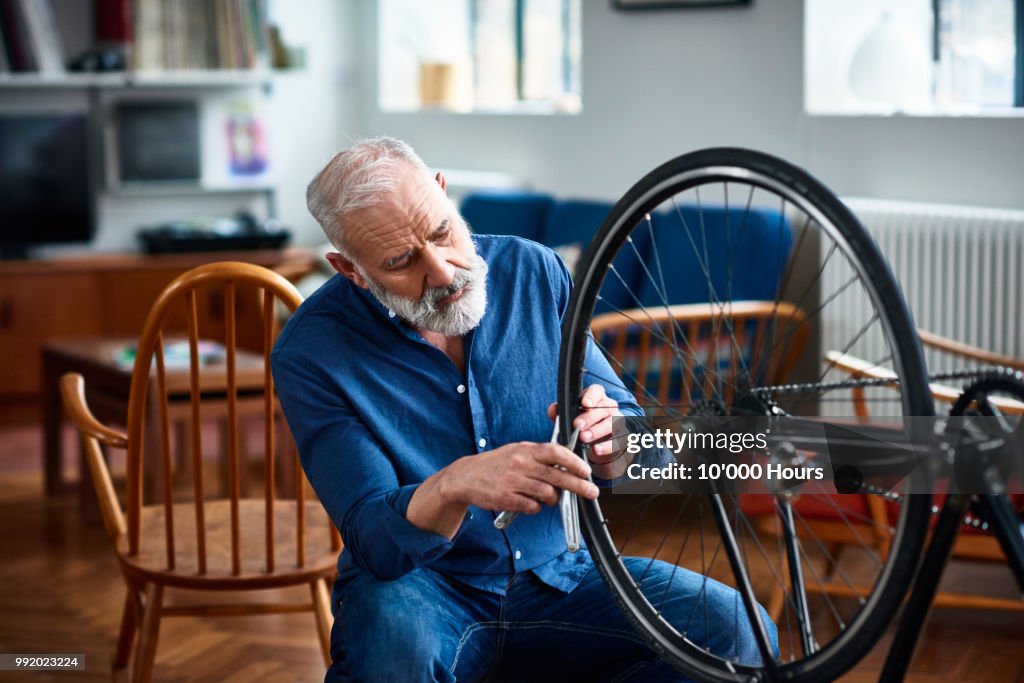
[[326, 555, 777, 682]]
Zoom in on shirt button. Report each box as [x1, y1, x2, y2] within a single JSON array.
[[514, 550, 522, 560], [457, 384, 466, 394], [387, 309, 396, 318], [478, 438, 487, 448]]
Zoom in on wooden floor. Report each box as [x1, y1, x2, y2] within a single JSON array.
[[1, 423, 1023, 682]]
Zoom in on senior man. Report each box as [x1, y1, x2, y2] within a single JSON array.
[[271, 137, 776, 682]]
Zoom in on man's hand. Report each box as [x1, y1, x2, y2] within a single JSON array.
[[406, 441, 599, 539], [442, 442, 599, 513], [547, 384, 628, 480]]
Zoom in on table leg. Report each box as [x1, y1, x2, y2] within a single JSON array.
[[41, 352, 66, 497], [237, 414, 252, 497], [216, 413, 252, 498], [173, 420, 191, 485], [218, 417, 229, 498]]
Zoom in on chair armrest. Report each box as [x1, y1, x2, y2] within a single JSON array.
[[824, 351, 897, 382], [59, 373, 128, 448], [60, 373, 127, 541], [824, 350, 1024, 413], [918, 330, 1024, 371], [825, 350, 962, 401]]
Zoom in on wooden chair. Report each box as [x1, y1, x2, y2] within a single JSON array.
[[60, 262, 341, 682], [592, 300, 813, 618], [817, 330, 1024, 613], [589, 300, 810, 413]]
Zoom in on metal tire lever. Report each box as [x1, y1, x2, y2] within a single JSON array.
[[560, 426, 584, 553], [495, 417, 586, 554], [494, 418, 561, 530]]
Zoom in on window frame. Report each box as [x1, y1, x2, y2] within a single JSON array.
[[805, 0, 1024, 117], [378, 0, 581, 115]]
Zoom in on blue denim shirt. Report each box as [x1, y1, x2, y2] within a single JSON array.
[[272, 235, 641, 596]]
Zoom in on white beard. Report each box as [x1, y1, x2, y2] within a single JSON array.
[[360, 253, 489, 336]]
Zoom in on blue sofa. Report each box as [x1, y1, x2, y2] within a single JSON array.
[[460, 190, 794, 314]]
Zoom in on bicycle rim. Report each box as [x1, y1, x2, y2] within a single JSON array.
[[558, 148, 933, 682]]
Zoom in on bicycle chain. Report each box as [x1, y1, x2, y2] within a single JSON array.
[[759, 366, 1018, 397], [766, 365, 1023, 532], [855, 482, 990, 532]]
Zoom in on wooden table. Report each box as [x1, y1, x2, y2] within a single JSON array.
[[42, 338, 276, 503], [0, 248, 316, 424]]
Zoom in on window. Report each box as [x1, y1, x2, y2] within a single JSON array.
[[378, 0, 582, 114], [805, 0, 1023, 115]]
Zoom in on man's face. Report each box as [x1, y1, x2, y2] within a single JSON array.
[[327, 163, 488, 336]]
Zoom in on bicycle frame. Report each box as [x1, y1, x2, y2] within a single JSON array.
[[882, 492, 1024, 681]]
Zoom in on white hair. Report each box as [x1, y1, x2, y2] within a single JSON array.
[[305, 136, 433, 259]]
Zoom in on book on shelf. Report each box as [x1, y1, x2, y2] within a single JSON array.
[[95, 0, 133, 45], [0, 0, 65, 74], [0, 0, 38, 72], [0, 16, 9, 72], [133, 0, 270, 72], [0, 0, 271, 78], [20, 0, 63, 73]]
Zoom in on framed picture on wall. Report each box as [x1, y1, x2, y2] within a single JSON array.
[[614, 0, 750, 9]]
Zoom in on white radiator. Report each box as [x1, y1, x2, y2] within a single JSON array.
[[818, 198, 1024, 413]]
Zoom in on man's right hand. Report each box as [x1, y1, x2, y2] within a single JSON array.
[[440, 442, 599, 515]]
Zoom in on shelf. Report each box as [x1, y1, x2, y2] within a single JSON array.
[[126, 70, 274, 87], [0, 72, 125, 88], [105, 180, 277, 197], [0, 70, 275, 90]]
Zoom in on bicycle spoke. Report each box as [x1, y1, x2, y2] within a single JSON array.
[[594, 276, 718, 400], [561, 148, 932, 681], [755, 239, 838, 386], [785, 312, 882, 415], [708, 492, 780, 672], [668, 194, 760, 388], [637, 492, 692, 585], [791, 505, 865, 608], [657, 501, 700, 612]]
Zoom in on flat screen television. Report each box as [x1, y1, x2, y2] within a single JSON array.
[[0, 113, 93, 258]]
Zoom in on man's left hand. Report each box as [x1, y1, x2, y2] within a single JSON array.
[[547, 384, 626, 480]]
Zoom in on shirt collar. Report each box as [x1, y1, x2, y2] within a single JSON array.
[[349, 280, 407, 332]]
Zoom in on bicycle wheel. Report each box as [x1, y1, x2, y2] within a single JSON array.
[[949, 372, 1024, 591], [883, 371, 1024, 681], [557, 148, 933, 682]]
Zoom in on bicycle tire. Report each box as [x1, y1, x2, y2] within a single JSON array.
[[557, 147, 934, 682]]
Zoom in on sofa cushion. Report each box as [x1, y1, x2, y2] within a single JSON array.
[[634, 205, 794, 308], [540, 199, 610, 248], [460, 191, 554, 243], [540, 200, 660, 314]]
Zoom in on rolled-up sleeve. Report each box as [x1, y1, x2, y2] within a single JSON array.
[[272, 349, 464, 581]]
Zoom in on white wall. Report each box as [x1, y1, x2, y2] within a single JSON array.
[[343, 0, 1024, 212], [265, 0, 360, 246]]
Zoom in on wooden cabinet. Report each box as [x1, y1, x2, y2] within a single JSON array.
[[95, 268, 266, 347], [0, 272, 103, 396], [0, 249, 315, 416]]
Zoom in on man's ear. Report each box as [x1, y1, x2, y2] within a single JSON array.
[[435, 171, 447, 194], [325, 252, 368, 289]]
